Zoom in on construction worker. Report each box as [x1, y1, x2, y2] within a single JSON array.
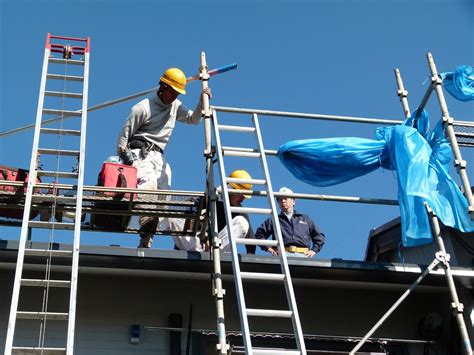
[[215, 169, 256, 254], [255, 187, 325, 257], [117, 67, 211, 248]]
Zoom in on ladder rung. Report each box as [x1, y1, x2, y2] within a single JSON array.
[[45, 91, 83, 99], [222, 146, 278, 156], [49, 57, 85, 66], [12, 346, 66, 354], [21, 279, 71, 288], [24, 249, 72, 257], [223, 149, 261, 158], [230, 206, 271, 215], [16, 311, 68, 320], [28, 221, 75, 230], [43, 109, 82, 116], [46, 74, 84, 82], [222, 147, 262, 157], [253, 350, 301, 355], [235, 238, 278, 247], [226, 177, 266, 185], [32, 194, 77, 203], [37, 148, 80, 157], [246, 308, 293, 318], [40, 128, 81, 136], [218, 124, 255, 133], [37, 171, 78, 179], [240, 272, 285, 281]]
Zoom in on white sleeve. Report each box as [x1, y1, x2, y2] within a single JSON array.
[[116, 104, 147, 154], [176, 96, 203, 125]]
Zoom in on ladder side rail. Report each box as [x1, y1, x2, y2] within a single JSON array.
[[426, 53, 474, 215], [4, 44, 51, 354], [66, 39, 90, 355], [211, 112, 253, 353], [252, 114, 306, 354]]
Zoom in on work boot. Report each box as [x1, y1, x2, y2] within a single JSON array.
[[138, 235, 153, 248]]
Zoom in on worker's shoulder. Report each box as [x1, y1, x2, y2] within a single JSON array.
[[132, 98, 152, 115]]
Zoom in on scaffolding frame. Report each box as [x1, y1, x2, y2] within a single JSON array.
[[206, 52, 473, 354], [1, 49, 473, 354]]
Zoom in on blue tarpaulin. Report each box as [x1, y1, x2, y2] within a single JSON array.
[[440, 65, 474, 102], [278, 110, 474, 247]]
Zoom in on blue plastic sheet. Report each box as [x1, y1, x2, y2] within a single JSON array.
[[440, 65, 474, 102], [278, 110, 474, 247]]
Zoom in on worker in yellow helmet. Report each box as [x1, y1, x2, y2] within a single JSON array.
[[214, 169, 256, 255], [116, 67, 211, 248]]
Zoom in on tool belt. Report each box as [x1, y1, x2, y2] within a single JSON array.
[[285, 246, 309, 253], [128, 138, 164, 158]]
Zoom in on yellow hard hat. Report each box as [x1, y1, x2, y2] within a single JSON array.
[[160, 68, 187, 95], [228, 169, 253, 199]]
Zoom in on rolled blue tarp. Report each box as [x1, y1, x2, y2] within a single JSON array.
[[440, 65, 474, 102], [278, 110, 474, 247]]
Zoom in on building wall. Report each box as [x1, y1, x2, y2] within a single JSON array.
[[0, 265, 460, 354]]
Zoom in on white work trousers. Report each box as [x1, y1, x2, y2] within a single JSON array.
[[164, 218, 203, 252], [132, 149, 171, 237], [132, 149, 171, 190], [217, 216, 249, 252]]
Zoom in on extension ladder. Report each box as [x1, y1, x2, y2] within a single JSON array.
[[4, 33, 90, 355], [211, 111, 306, 354]]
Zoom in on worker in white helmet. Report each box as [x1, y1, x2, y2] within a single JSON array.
[[255, 187, 325, 257], [117, 67, 211, 248]]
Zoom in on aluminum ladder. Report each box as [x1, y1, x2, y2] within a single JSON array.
[[211, 111, 306, 355], [4, 33, 90, 355]]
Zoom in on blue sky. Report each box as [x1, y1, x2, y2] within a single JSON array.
[[1, 0, 473, 260]]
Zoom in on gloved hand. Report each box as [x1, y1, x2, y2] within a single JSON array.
[[119, 149, 135, 165]]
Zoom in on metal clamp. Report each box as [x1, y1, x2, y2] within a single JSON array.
[[431, 75, 443, 85], [451, 302, 464, 314], [441, 115, 454, 125], [216, 342, 230, 352], [435, 251, 451, 267], [454, 159, 467, 170], [397, 89, 408, 98], [213, 287, 226, 298]]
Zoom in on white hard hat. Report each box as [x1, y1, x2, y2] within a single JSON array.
[[278, 187, 294, 194]]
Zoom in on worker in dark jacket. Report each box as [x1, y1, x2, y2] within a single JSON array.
[[255, 187, 325, 257]]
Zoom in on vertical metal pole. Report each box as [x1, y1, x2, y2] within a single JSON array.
[[394, 68, 411, 119], [425, 205, 473, 355], [201, 52, 228, 354], [426, 53, 474, 217]]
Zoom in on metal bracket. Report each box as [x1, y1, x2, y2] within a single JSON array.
[[213, 287, 226, 298], [451, 302, 464, 314], [216, 342, 230, 353], [454, 159, 467, 172], [204, 145, 216, 159], [431, 75, 442, 85], [397, 89, 408, 98], [435, 251, 451, 267], [441, 115, 454, 125], [213, 237, 222, 248]]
